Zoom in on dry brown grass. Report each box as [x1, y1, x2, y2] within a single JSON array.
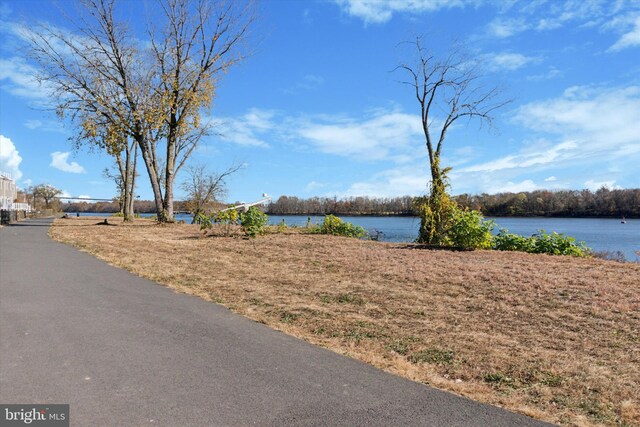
[[50, 217, 640, 426]]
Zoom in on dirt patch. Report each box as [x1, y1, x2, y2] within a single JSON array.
[[50, 217, 640, 426]]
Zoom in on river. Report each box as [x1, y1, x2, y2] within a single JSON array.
[[267, 215, 639, 262], [76, 212, 639, 261]]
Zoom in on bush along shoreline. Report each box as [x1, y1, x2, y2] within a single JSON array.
[[194, 207, 591, 258], [309, 211, 590, 257]]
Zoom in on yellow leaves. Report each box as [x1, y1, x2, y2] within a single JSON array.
[[81, 118, 98, 138]]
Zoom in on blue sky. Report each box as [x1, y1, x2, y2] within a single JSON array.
[[1, 0, 639, 203]]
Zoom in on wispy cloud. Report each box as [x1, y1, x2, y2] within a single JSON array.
[[608, 15, 640, 51], [526, 66, 562, 81], [333, 0, 483, 24], [297, 111, 422, 162], [282, 74, 325, 94], [305, 181, 326, 192], [0, 134, 23, 181], [0, 57, 52, 101], [483, 51, 541, 71], [487, 17, 528, 38], [448, 84, 640, 193], [210, 109, 277, 147], [460, 141, 579, 173], [583, 179, 621, 191], [23, 119, 66, 133], [514, 85, 640, 154], [212, 107, 425, 164], [50, 151, 86, 174], [486, 1, 639, 46], [487, 179, 537, 194], [340, 165, 429, 197]]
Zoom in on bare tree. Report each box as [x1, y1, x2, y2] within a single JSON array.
[[32, 184, 62, 209], [181, 163, 242, 221], [396, 37, 510, 243], [26, 0, 253, 222]]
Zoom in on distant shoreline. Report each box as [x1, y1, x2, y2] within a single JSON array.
[[63, 210, 639, 220]]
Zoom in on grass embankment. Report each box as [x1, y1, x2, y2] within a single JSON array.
[[50, 217, 639, 427]]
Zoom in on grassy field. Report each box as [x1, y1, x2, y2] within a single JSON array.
[[50, 217, 639, 426]]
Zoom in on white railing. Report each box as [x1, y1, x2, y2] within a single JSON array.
[[0, 200, 31, 212], [12, 203, 31, 212]]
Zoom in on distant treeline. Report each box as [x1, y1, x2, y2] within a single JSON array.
[[456, 188, 640, 217], [266, 196, 416, 216], [63, 188, 640, 218], [266, 188, 640, 218]]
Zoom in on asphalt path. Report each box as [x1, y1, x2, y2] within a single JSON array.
[[1, 218, 552, 426]]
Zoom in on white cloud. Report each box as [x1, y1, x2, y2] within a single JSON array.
[[484, 52, 540, 71], [583, 179, 622, 191], [450, 84, 640, 194], [50, 151, 86, 173], [78, 194, 92, 199], [526, 66, 562, 81], [340, 165, 429, 197], [23, 119, 66, 133], [514, 85, 640, 156], [0, 134, 23, 181], [487, 17, 528, 38], [305, 181, 326, 192], [0, 57, 52, 101], [460, 141, 579, 173], [214, 107, 426, 164], [609, 15, 640, 51], [283, 74, 326, 94], [334, 0, 482, 24], [298, 111, 422, 162], [487, 1, 637, 43], [488, 179, 538, 194], [211, 109, 276, 147], [24, 120, 42, 129]]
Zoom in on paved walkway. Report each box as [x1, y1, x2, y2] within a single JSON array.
[[0, 218, 552, 426]]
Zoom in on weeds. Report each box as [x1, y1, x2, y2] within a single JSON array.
[[409, 348, 455, 365]]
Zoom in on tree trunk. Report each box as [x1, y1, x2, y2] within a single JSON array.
[[126, 143, 138, 219], [163, 118, 177, 222], [121, 144, 132, 222], [136, 135, 166, 222]]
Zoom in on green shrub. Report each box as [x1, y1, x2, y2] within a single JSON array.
[[447, 207, 495, 249], [530, 230, 589, 257], [494, 228, 589, 257], [239, 206, 268, 237], [320, 214, 367, 238], [494, 229, 535, 252]]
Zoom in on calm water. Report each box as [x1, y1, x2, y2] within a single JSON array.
[[76, 212, 640, 261], [267, 215, 640, 261]]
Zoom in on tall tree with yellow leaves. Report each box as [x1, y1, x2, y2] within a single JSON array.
[[27, 0, 252, 221]]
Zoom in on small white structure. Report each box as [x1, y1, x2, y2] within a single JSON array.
[[0, 171, 30, 211], [220, 194, 272, 213], [0, 172, 16, 210]]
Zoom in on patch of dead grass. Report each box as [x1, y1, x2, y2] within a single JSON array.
[[50, 217, 640, 426]]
